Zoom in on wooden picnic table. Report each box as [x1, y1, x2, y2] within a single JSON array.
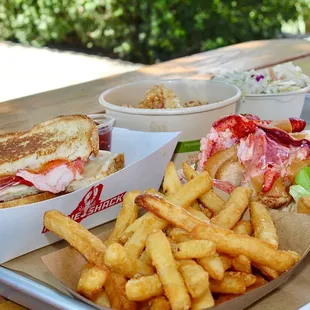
[[1, 38, 310, 310], [0, 38, 310, 134]]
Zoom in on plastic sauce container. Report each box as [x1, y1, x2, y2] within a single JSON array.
[[87, 114, 115, 151]]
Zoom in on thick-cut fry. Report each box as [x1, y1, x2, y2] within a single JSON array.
[[182, 162, 225, 215], [200, 190, 226, 215], [210, 273, 246, 294], [192, 225, 296, 272], [91, 290, 110, 307], [191, 288, 215, 310], [246, 275, 268, 292], [120, 216, 146, 244], [104, 243, 154, 277], [198, 255, 225, 280], [105, 190, 140, 246], [135, 194, 298, 272], [172, 240, 216, 260], [252, 264, 279, 280], [178, 260, 210, 298], [125, 173, 212, 258], [163, 162, 182, 195], [250, 201, 279, 248], [149, 296, 171, 310], [210, 187, 252, 229], [104, 272, 137, 310], [44, 210, 106, 265], [201, 206, 213, 219], [219, 254, 232, 271], [139, 250, 152, 265], [187, 206, 210, 222], [166, 228, 192, 243], [233, 220, 253, 236], [167, 172, 212, 209], [76, 263, 110, 299], [232, 255, 252, 274], [146, 230, 191, 310], [125, 274, 164, 301], [191, 200, 201, 211], [124, 212, 167, 258], [225, 272, 256, 287]]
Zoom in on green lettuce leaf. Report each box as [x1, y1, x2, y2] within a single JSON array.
[[289, 185, 310, 202], [295, 166, 310, 191]]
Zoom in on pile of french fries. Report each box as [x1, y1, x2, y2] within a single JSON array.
[[44, 162, 300, 310]]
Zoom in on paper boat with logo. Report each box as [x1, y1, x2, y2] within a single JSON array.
[[0, 128, 180, 263]]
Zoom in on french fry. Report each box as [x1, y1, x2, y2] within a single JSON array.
[[139, 250, 152, 265], [225, 272, 256, 287], [201, 206, 213, 219], [163, 162, 182, 195], [210, 273, 246, 294], [178, 260, 210, 298], [232, 220, 253, 236], [149, 296, 171, 310], [250, 201, 279, 249], [191, 288, 215, 309], [182, 162, 225, 215], [197, 255, 225, 280], [252, 264, 279, 280], [124, 212, 167, 258], [166, 227, 192, 243], [125, 274, 164, 301], [146, 230, 191, 310], [44, 210, 106, 265], [246, 275, 268, 292], [172, 240, 216, 260], [191, 200, 201, 211], [104, 243, 154, 277], [187, 206, 210, 222], [105, 190, 140, 246], [210, 187, 252, 229], [104, 272, 137, 310], [76, 263, 110, 299], [135, 194, 298, 272], [120, 216, 146, 244], [135, 195, 205, 233], [192, 224, 296, 272], [232, 255, 252, 274], [219, 254, 232, 271], [91, 290, 110, 308], [167, 172, 212, 209]]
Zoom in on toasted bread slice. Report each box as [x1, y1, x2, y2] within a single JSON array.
[[67, 151, 124, 192], [254, 193, 292, 209], [0, 115, 99, 176], [0, 192, 56, 209]]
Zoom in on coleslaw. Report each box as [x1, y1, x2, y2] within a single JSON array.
[[213, 62, 310, 96]]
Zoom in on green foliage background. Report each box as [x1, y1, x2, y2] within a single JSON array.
[[0, 0, 309, 64]]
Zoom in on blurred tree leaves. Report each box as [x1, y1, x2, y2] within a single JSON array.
[[0, 0, 309, 64]]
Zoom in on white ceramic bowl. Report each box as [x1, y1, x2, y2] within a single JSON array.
[[236, 84, 310, 120], [99, 79, 241, 167]]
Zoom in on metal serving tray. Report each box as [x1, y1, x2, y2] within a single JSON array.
[[1, 95, 310, 310], [0, 266, 95, 309]]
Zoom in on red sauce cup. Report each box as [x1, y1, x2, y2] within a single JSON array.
[[87, 114, 115, 151]]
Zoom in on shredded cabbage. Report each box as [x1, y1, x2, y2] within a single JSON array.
[[213, 62, 310, 96]]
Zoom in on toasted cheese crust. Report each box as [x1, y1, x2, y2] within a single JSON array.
[[0, 115, 99, 176]]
